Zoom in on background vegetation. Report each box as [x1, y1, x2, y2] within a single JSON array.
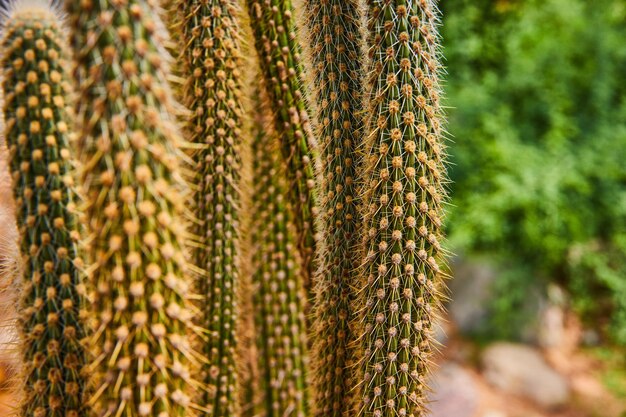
[[441, 0, 626, 342]]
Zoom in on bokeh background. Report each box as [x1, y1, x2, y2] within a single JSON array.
[[429, 0, 626, 415], [0, 0, 625, 415]]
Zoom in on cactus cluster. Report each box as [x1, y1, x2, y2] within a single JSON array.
[[177, 0, 245, 415], [64, 1, 196, 416], [1, 5, 88, 417], [250, 105, 309, 417], [355, 1, 446, 416], [246, 0, 319, 281], [0, 0, 449, 416], [303, 0, 364, 415]]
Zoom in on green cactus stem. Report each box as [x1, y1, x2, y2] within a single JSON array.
[[1, 5, 88, 417], [303, 0, 364, 415], [250, 104, 309, 417], [177, 0, 245, 415], [65, 1, 196, 416], [246, 0, 319, 282], [355, 1, 448, 416]]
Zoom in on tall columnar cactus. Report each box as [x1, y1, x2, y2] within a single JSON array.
[[177, 1, 245, 415], [303, 0, 364, 415], [246, 0, 318, 280], [65, 1, 196, 416], [1, 5, 88, 417], [250, 106, 309, 417], [355, 1, 447, 416]]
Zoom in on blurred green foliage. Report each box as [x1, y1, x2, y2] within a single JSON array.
[[441, 0, 626, 342]]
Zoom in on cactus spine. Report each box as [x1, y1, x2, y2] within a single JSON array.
[[65, 1, 196, 416], [355, 1, 447, 416], [177, 0, 245, 415], [303, 0, 364, 415], [250, 105, 308, 417], [1, 5, 88, 417], [246, 0, 318, 280]]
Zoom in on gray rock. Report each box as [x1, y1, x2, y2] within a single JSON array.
[[449, 257, 499, 334], [538, 305, 565, 348], [481, 343, 570, 409], [449, 257, 547, 342], [428, 363, 479, 417]]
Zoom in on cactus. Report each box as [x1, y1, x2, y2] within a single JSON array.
[[246, 0, 319, 281], [302, 0, 364, 415], [64, 1, 196, 416], [354, 1, 447, 416], [250, 103, 309, 417], [1, 4, 89, 417], [176, 0, 245, 415]]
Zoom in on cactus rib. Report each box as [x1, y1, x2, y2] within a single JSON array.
[[246, 0, 319, 281], [177, 0, 245, 415], [303, 0, 364, 415], [65, 1, 196, 416], [250, 104, 309, 417], [1, 5, 88, 417], [355, 0, 448, 416]]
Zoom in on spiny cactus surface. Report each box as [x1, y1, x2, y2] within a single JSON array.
[[1, 5, 88, 417], [177, 0, 245, 415], [303, 0, 364, 415], [250, 108, 309, 417], [246, 0, 318, 280], [65, 1, 196, 416], [356, 0, 447, 416]]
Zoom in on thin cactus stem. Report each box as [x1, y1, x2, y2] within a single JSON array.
[[1, 5, 88, 417], [65, 1, 197, 416], [355, 0, 448, 416], [246, 0, 319, 283], [250, 103, 309, 417], [302, 0, 364, 415], [176, 0, 245, 415]]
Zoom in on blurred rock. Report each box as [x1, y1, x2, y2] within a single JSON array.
[[482, 411, 507, 417], [581, 329, 600, 346], [428, 362, 479, 417], [538, 305, 565, 348], [450, 257, 547, 342], [482, 343, 570, 409], [449, 258, 498, 334], [433, 316, 450, 345]]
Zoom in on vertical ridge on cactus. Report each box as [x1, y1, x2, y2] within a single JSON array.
[[1, 4, 88, 416], [176, 0, 245, 415], [354, 0, 448, 416], [303, 0, 364, 415], [250, 103, 309, 417], [65, 0, 196, 416], [246, 0, 319, 282]]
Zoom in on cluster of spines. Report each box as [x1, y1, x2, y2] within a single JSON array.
[[1, 6, 88, 417], [250, 106, 309, 417], [303, 0, 364, 415], [246, 0, 319, 280], [177, 0, 245, 415], [355, 1, 447, 416], [65, 1, 196, 416]]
